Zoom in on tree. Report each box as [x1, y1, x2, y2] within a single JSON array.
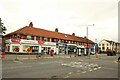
[[0, 18, 7, 34]]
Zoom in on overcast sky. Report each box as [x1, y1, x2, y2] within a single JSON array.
[[0, 0, 119, 43]]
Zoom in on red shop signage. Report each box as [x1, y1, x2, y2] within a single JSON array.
[[38, 40, 44, 44], [11, 39, 21, 43], [84, 45, 90, 49]]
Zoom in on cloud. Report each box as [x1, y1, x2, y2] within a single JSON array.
[[0, 0, 119, 42]]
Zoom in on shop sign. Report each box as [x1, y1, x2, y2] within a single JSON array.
[[11, 39, 21, 43], [67, 44, 77, 46], [90, 46, 94, 49], [21, 39, 37, 44], [5, 39, 10, 43], [38, 40, 44, 44], [44, 42, 56, 45], [77, 45, 84, 48], [84, 45, 90, 48]]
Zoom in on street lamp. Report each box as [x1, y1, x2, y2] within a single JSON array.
[[86, 24, 95, 59]]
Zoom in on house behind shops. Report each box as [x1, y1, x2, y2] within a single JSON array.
[[4, 22, 95, 55], [98, 39, 120, 53]]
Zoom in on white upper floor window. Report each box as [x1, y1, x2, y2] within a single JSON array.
[[27, 35, 31, 40], [49, 38, 52, 42], [40, 37, 42, 40], [44, 37, 47, 41]]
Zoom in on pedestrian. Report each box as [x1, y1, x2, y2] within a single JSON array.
[[118, 56, 120, 62], [50, 49, 54, 56]]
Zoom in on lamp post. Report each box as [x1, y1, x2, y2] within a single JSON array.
[[86, 24, 95, 59]]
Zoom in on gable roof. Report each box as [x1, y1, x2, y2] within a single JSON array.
[[105, 39, 115, 44], [5, 22, 95, 44]]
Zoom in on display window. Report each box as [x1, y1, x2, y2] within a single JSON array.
[[12, 46, 20, 52], [23, 46, 32, 52], [32, 46, 39, 52]]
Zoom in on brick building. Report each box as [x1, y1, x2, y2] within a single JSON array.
[[4, 22, 95, 55]]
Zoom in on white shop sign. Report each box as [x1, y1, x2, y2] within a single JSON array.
[[20, 39, 38, 44], [77, 45, 84, 48], [44, 42, 56, 45]]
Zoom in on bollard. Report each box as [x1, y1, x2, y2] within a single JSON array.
[[0, 52, 5, 59]]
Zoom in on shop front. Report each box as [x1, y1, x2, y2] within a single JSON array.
[[56, 43, 67, 54], [84, 45, 90, 55], [41, 42, 56, 55], [77, 45, 85, 56], [5, 39, 43, 54], [67, 44, 77, 55], [90, 46, 95, 55]]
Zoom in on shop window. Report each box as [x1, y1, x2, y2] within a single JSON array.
[[32, 46, 39, 52], [27, 35, 31, 40], [23, 46, 32, 52], [12, 46, 20, 52]]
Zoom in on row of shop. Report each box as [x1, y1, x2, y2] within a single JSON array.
[[5, 39, 95, 55]]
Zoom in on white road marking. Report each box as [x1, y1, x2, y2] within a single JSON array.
[[81, 71, 86, 73], [68, 72, 72, 75], [64, 76, 69, 78], [89, 69, 93, 72], [77, 70, 80, 72], [93, 68, 97, 70]]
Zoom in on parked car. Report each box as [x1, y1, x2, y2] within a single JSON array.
[[106, 50, 116, 56]]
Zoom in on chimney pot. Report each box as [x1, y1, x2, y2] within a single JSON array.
[[29, 22, 33, 27], [55, 28, 58, 32], [72, 33, 75, 36]]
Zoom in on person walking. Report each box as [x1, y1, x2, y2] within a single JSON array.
[[50, 49, 54, 56]]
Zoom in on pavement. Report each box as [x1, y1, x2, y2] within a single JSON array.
[[1, 54, 80, 61]]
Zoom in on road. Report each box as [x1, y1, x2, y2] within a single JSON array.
[[1, 54, 119, 79]]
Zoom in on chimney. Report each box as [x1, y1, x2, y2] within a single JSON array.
[[84, 36, 87, 38], [55, 28, 58, 32], [29, 22, 33, 27], [72, 33, 75, 36]]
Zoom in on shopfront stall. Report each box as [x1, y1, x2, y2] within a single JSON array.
[[5, 39, 44, 54], [77, 45, 85, 56]]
